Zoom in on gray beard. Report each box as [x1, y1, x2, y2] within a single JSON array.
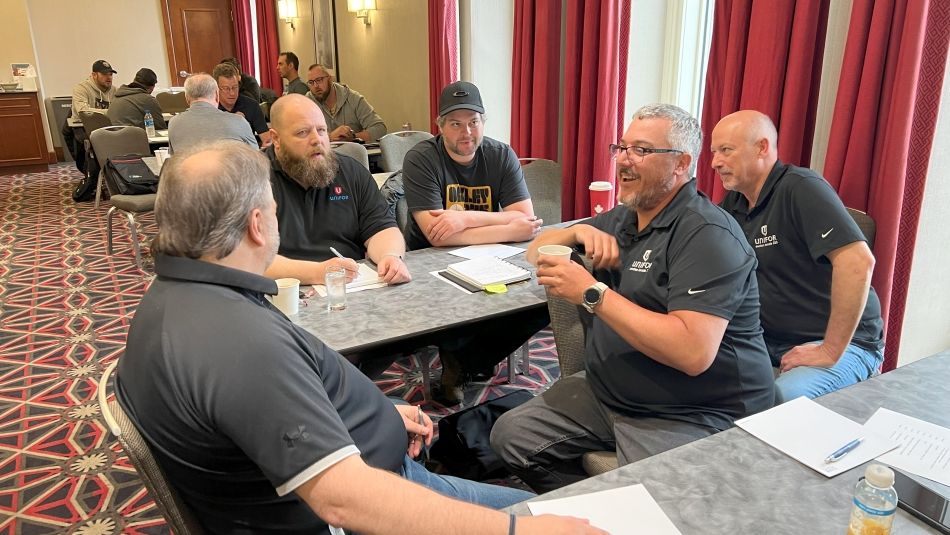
[[278, 147, 339, 189]]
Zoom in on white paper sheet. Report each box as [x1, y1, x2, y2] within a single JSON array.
[[865, 407, 950, 487], [305, 282, 387, 298], [527, 484, 681, 535], [735, 396, 898, 477], [449, 244, 524, 260], [428, 270, 473, 294], [305, 265, 389, 297]]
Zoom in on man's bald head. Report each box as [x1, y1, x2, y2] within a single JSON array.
[[270, 93, 325, 131], [710, 110, 779, 201]]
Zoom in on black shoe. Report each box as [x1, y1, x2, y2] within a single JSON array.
[[435, 352, 465, 405]]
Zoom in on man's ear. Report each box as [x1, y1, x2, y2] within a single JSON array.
[[755, 137, 771, 158], [675, 153, 693, 177], [247, 208, 267, 247]]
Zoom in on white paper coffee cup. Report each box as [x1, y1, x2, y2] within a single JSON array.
[[272, 277, 300, 315]]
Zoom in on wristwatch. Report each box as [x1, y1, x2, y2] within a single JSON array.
[[582, 282, 608, 313]]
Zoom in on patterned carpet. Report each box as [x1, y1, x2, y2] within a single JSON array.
[[0, 165, 560, 534]]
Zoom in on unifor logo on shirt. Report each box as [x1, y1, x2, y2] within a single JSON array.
[[754, 223, 779, 248], [629, 249, 654, 273], [329, 185, 349, 201], [445, 184, 492, 211]]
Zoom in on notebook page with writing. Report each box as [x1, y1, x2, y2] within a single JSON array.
[[445, 256, 531, 289], [347, 263, 385, 289]]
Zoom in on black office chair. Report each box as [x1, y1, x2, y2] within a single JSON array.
[[846, 207, 876, 249]]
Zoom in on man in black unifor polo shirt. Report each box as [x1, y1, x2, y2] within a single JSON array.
[[262, 94, 410, 286], [117, 140, 605, 535], [213, 62, 271, 147], [712, 110, 884, 403], [491, 103, 775, 493]]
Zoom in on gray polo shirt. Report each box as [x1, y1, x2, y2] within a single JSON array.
[[116, 254, 407, 534], [167, 101, 258, 154], [585, 180, 775, 430]]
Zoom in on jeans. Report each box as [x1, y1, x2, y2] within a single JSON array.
[[399, 455, 534, 509], [772, 341, 884, 403]]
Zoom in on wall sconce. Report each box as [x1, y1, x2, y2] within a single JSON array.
[[278, 0, 298, 30], [347, 0, 377, 25]]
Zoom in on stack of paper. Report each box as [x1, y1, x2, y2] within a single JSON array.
[[443, 256, 531, 290], [528, 484, 682, 535], [865, 408, 950, 487]]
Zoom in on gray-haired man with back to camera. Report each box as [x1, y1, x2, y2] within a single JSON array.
[[491, 103, 775, 493], [116, 139, 606, 535], [167, 73, 258, 153]]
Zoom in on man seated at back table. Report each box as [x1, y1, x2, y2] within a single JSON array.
[[116, 140, 605, 535], [491, 103, 775, 492], [212, 62, 272, 147], [107, 67, 167, 130], [262, 94, 410, 286], [167, 74, 258, 154], [305, 63, 387, 142]]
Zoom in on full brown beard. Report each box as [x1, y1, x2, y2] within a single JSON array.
[[277, 146, 340, 189]]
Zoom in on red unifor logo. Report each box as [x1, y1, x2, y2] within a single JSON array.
[[334, 186, 342, 195]]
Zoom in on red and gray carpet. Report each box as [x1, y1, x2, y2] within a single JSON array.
[[0, 165, 559, 534]]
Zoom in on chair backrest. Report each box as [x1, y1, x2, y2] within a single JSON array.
[[78, 111, 113, 138], [90, 126, 151, 169], [379, 171, 410, 237], [156, 91, 188, 114], [846, 207, 876, 249], [544, 253, 593, 377], [378, 130, 433, 172], [519, 158, 562, 225], [331, 141, 370, 170], [98, 362, 206, 534]]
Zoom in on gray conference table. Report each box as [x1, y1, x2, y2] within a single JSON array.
[[510, 350, 950, 534], [292, 244, 549, 359]]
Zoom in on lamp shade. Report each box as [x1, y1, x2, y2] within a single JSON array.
[[347, 0, 376, 12]]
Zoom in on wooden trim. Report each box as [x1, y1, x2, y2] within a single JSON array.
[[0, 163, 49, 176], [161, 0, 178, 84]]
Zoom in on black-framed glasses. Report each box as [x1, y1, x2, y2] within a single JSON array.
[[306, 76, 329, 86], [608, 143, 683, 161]]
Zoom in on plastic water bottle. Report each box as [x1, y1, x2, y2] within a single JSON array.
[[144, 111, 156, 137], [848, 464, 898, 535]]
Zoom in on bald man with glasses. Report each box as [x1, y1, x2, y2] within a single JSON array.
[[305, 64, 386, 142]]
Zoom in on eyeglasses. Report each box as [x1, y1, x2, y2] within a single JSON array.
[[306, 76, 329, 86], [608, 144, 683, 161]]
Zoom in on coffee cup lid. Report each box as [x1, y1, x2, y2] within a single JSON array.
[[589, 181, 613, 191]]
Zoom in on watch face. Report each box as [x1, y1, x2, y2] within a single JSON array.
[[584, 287, 601, 305]]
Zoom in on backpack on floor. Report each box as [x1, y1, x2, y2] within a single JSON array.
[[104, 154, 158, 196], [72, 174, 98, 202]]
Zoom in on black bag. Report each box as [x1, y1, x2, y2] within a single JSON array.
[[104, 154, 158, 195], [429, 390, 533, 480], [72, 174, 98, 202]]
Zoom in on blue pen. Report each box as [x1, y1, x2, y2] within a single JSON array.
[[824, 437, 864, 463]]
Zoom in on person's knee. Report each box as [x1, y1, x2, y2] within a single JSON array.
[[489, 410, 524, 465]]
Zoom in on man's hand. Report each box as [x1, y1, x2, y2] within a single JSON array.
[[377, 255, 411, 284], [329, 125, 355, 142], [518, 515, 610, 535], [536, 255, 597, 304], [323, 257, 359, 283], [574, 225, 620, 270], [394, 404, 432, 459], [779, 343, 841, 373], [509, 216, 543, 242], [425, 209, 470, 243]]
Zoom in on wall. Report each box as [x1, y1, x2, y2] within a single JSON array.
[[624, 0, 667, 119], [276, 0, 318, 83], [332, 0, 429, 133], [0, 0, 52, 155], [459, 0, 514, 143], [898, 52, 950, 365]]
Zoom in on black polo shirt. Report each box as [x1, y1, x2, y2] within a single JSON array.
[[116, 255, 407, 534], [719, 161, 884, 354], [220, 94, 268, 138], [585, 180, 775, 430], [266, 145, 396, 261]]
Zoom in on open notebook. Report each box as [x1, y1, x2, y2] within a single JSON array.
[[348, 262, 384, 289], [442, 256, 531, 291]]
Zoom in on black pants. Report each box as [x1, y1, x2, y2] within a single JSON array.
[[437, 307, 551, 375]]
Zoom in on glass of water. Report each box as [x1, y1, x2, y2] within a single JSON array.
[[325, 266, 347, 311]]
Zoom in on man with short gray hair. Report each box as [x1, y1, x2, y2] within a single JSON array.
[[491, 103, 775, 492], [167, 73, 258, 153], [117, 140, 604, 535]]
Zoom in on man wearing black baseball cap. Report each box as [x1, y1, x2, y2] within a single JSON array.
[[63, 60, 118, 177], [402, 81, 545, 403], [108, 68, 167, 130]]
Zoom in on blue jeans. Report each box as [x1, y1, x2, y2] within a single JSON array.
[[773, 341, 884, 403], [399, 455, 534, 509]]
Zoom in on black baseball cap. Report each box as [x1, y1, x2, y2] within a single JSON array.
[[92, 60, 117, 74], [133, 68, 158, 86], [438, 81, 484, 116]]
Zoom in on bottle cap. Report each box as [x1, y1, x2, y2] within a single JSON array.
[[865, 464, 895, 488]]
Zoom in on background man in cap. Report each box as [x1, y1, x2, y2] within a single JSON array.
[[107, 67, 167, 129], [305, 63, 387, 142], [401, 81, 546, 404], [63, 59, 117, 174]]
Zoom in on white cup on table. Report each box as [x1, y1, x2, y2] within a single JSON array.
[[271, 277, 300, 315]]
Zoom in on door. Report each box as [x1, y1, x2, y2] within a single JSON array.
[[161, 0, 236, 86]]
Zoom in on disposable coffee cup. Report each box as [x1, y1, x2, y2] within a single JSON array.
[[154, 148, 169, 168], [537, 244, 573, 259], [589, 181, 615, 215], [325, 267, 347, 312], [272, 277, 300, 315]]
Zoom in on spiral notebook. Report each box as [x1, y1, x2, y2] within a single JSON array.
[[442, 256, 531, 291]]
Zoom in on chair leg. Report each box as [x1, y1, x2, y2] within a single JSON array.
[[94, 170, 104, 209], [125, 212, 143, 269], [419, 347, 432, 402], [507, 343, 530, 383], [106, 206, 117, 254]]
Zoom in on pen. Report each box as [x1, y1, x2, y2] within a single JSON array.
[[824, 437, 864, 464], [329, 246, 344, 259]]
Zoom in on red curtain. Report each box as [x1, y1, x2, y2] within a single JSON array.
[[823, 0, 950, 371], [696, 0, 829, 202], [232, 0, 255, 78], [509, 0, 561, 160], [428, 0, 459, 134], [255, 0, 283, 93], [560, 0, 624, 220]]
